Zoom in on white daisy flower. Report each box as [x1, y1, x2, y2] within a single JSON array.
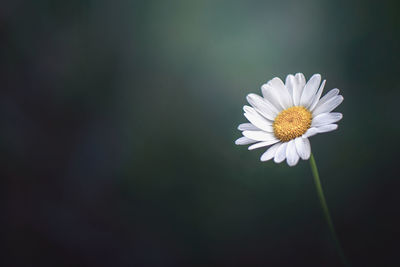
[[235, 73, 343, 166]]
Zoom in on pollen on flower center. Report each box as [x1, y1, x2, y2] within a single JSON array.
[[273, 106, 312, 142]]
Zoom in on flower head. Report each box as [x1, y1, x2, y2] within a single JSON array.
[[235, 73, 343, 166]]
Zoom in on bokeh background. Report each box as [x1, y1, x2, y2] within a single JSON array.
[[2, 0, 400, 266]]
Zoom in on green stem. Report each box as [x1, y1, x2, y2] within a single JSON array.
[[309, 153, 350, 266]]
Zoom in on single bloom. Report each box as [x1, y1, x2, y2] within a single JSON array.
[[235, 73, 343, 166]]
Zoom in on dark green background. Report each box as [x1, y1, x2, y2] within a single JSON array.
[[2, 0, 400, 266]]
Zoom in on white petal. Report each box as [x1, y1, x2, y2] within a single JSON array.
[[308, 80, 326, 111], [300, 74, 321, 108], [302, 124, 338, 138], [295, 137, 311, 160], [244, 113, 274, 132], [243, 106, 273, 132], [286, 140, 300, 166], [312, 95, 344, 116], [238, 123, 259, 131], [261, 77, 293, 110], [243, 130, 276, 141], [260, 142, 281, 162], [303, 127, 318, 138], [248, 139, 279, 150], [261, 84, 282, 111], [292, 73, 306, 106], [285, 74, 295, 97], [316, 124, 338, 133], [274, 142, 288, 163], [235, 136, 256, 145], [311, 112, 343, 127], [246, 93, 278, 121], [312, 88, 339, 112]]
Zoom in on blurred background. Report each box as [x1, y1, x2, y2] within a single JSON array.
[[1, 0, 400, 266]]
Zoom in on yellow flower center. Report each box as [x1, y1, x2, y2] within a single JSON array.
[[273, 106, 312, 142]]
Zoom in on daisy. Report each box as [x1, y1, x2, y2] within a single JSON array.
[[235, 73, 343, 166]]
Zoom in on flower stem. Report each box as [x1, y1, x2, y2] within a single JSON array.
[[309, 153, 350, 266]]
